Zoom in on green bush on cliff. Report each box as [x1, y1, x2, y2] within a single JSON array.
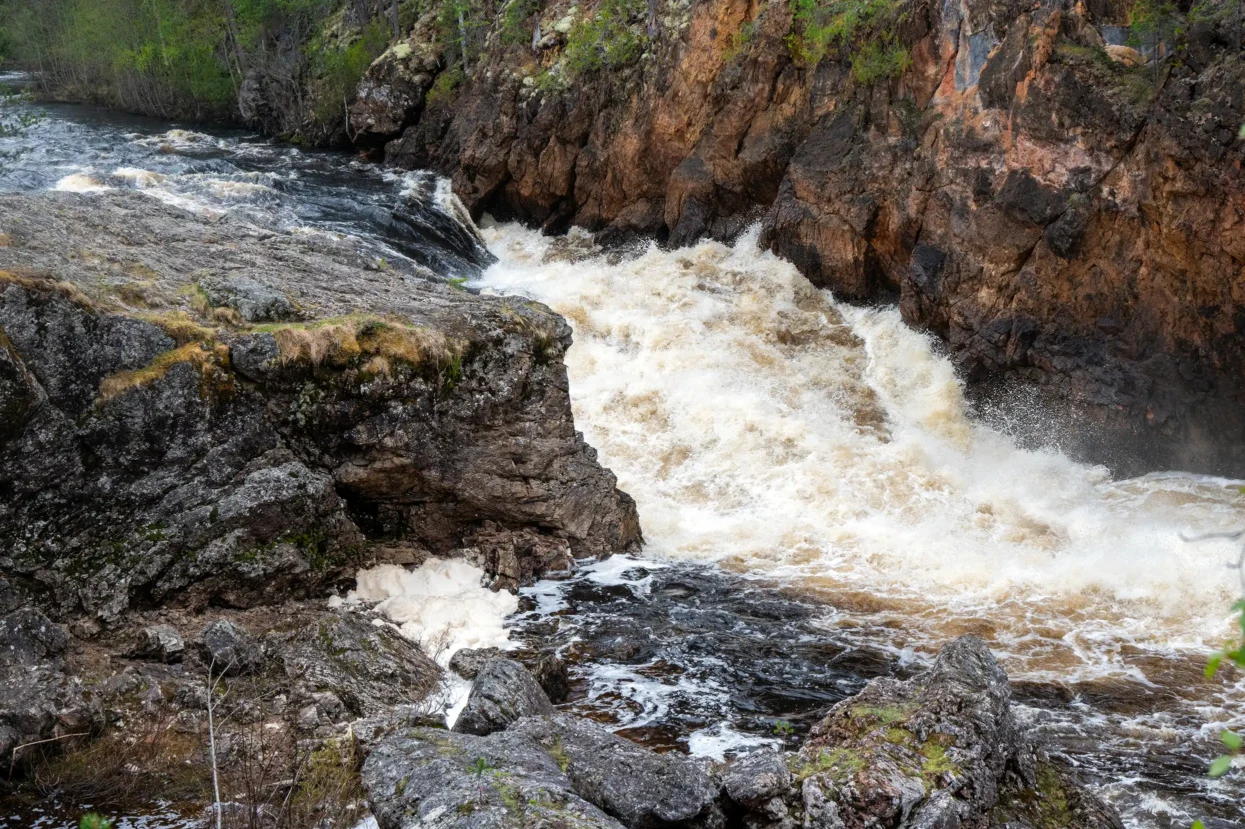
[[312, 20, 390, 122], [787, 0, 909, 80], [564, 0, 647, 76]]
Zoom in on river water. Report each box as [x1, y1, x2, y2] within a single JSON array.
[[1, 81, 1242, 828]]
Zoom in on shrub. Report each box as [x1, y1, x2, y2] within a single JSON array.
[[850, 38, 910, 83], [787, 0, 907, 75], [564, 0, 647, 77], [313, 20, 391, 122]]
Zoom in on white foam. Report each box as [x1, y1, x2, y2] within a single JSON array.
[[686, 723, 780, 761], [339, 559, 518, 664], [477, 222, 1245, 680], [54, 173, 110, 193]]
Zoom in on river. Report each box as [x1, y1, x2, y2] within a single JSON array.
[[1, 79, 1242, 828]]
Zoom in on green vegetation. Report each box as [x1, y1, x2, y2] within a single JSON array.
[[313, 20, 391, 122], [79, 816, 115, 829], [790, 747, 865, 782], [787, 0, 908, 80], [0, 0, 396, 126], [564, 0, 648, 77], [425, 67, 465, 107]]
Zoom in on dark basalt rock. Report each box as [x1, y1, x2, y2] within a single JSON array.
[[133, 624, 185, 663], [0, 606, 101, 770], [198, 619, 263, 676], [454, 659, 556, 737], [509, 714, 723, 829]]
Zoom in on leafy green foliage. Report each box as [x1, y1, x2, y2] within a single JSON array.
[[787, 0, 908, 80], [850, 38, 910, 83], [425, 67, 465, 107], [79, 815, 115, 829], [500, 0, 541, 46], [313, 20, 390, 121], [564, 0, 647, 77]]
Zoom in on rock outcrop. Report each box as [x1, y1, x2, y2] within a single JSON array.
[[364, 638, 1122, 829], [330, 0, 1245, 476], [0, 190, 641, 624]]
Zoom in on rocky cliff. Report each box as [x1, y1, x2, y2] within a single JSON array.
[[281, 0, 1245, 476]]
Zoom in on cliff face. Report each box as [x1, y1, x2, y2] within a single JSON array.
[[0, 191, 641, 623], [311, 0, 1245, 476]]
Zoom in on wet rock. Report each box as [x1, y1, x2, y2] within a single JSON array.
[[721, 750, 791, 811], [199, 620, 263, 676], [449, 646, 507, 679], [133, 624, 185, 663], [793, 636, 1121, 829], [529, 652, 570, 704], [199, 274, 295, 322], [509, 713, 723, 829], [454, 658, 555, 736], [363, 726, 626, 829], [269, 611, 441, 719]]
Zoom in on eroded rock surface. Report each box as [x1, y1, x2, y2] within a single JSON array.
[[0, 191, 641, 624]]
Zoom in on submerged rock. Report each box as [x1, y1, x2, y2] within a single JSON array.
[[454, 659, 556, 736]]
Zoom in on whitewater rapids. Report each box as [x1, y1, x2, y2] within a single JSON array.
[[477, 224, 1245, 691]]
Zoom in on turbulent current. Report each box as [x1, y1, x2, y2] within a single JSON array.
[[2, 85, 1243, 828]]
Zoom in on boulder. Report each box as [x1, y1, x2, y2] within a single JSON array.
[[270, 611, 441, 719], [449, 646, 507, 679], [0, 192, 642, 623], [454, 659, 555, 736], [198, 274, 296, 323], [363, 727, 626, 829], [721, 750, 791, 820], [0, 607, 101, 769], [509, 714, 723, 829], [133, 624, 186, 663], [793, 636, 1121, 829], [199, 620, 263, 676], [530, 652, 570, 704]]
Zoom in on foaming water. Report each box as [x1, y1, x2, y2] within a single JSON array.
[[478, 225, 1245, 826]]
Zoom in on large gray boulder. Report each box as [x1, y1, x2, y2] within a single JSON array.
[[793, 636, 1121, 829], [454, 659, 555, 736], [509, 714, 722, 829], [363, 727, 627, 829], [0, 607, 101, 769], [270, 611, 441, 720]]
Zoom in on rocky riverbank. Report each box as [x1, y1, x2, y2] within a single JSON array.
[[0, 188, 639, 803], [364, 637, 1123, 829], [12, 0, 1245, 475]]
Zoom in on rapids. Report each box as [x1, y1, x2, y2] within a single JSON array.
[[1, 85, 1242, 827]]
